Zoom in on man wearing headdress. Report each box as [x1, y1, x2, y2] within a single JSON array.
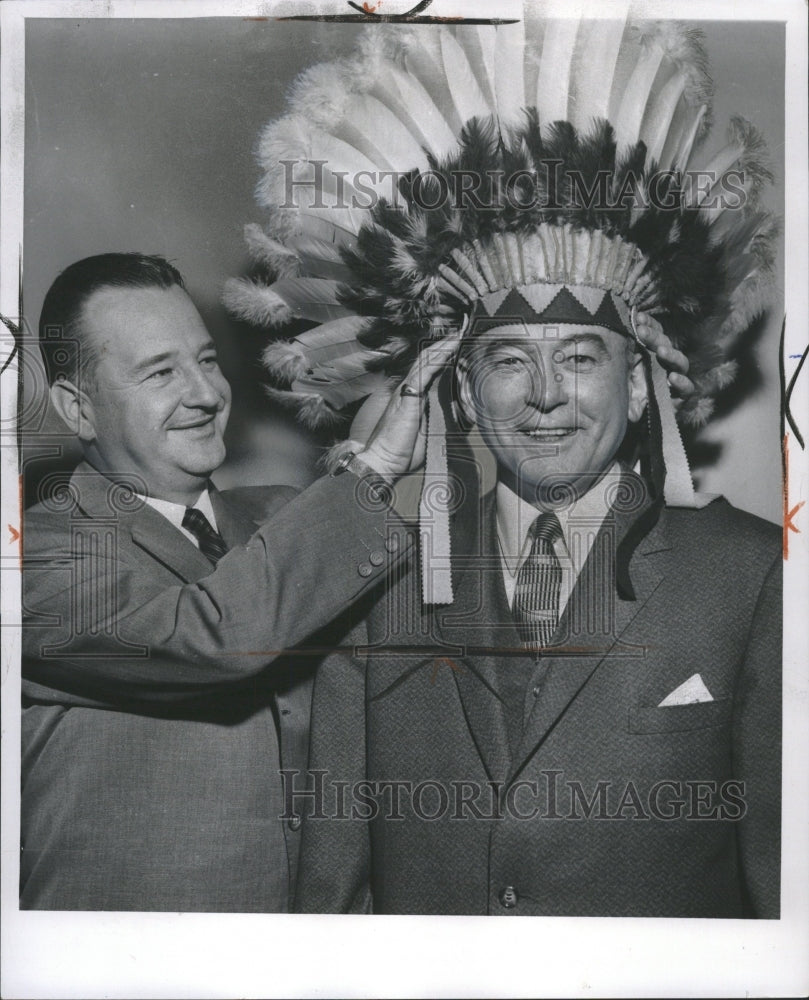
[[233, 21, 783, 917], [294, 240, 781, 915]]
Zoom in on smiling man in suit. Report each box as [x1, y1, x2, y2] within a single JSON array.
[[20, 252, 453, 912], [295, 309, 781, 918], [289, 115, 782, 917]]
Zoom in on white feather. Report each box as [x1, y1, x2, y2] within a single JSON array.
[[657, 99, 691, 171], [521, 6, 548, 111], [450, 25, 498, 111], [568, 16, 627, 130], [315, 352, 383, 382], [675, 103, 708, 172], [642, 68, 687, 166], [222, 278, 294, 328], [277, 209, 363, 248], [261, 340, 309, 382], [243, 224, 300, 277], [681, 396, 715, 427], [438, 30, 491, 131], [368, 63, 457, 160], [685, 140, 743, 208], [709, 360, 738, 390], [287, 58, 356, 132], [269, 277, 352, 324], [403, 28, 465, 134], [493, 20, 526, 126], [289, 237, 353, 282], [292, 369, 387, 411], [612, 34, 667, 152], [295, 316, 370, 364], [256, 117, 380, 204], [263, 385, 344, 429], [334, 94, 430, 174], [534, 18, 580, 125]]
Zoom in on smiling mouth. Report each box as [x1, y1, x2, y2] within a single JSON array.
[[520, 428, 577, 439], [171, 416, 216, 431]]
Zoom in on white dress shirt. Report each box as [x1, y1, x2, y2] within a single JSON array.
[[496, 463, 620, 614], [139, 488, 220, 550]]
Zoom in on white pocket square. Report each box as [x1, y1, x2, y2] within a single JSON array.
[[658, 673, 714, 707]]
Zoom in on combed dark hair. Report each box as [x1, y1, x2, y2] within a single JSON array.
[[38, 253, 185, 389]]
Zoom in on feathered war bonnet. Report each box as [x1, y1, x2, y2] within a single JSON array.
[[225, 9, 776, 603]]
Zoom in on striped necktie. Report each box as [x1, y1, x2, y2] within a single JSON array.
[[513, 511, 564, 650], [182, 507, 229, 565]]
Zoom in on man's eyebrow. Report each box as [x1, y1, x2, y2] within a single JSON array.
[[475, 331, 611, 352], [132, 342, 217, 375], [131, 351, 175, 374], [558, 332, 608, 349], [473, 333, 534, 352]]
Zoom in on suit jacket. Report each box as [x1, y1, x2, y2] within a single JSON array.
[[296, 474, 782, 917], [21, 461, 403, 911]]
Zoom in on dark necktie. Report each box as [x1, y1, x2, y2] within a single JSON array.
[[182, 507, 229, 565], [513, 511, 564, 650]]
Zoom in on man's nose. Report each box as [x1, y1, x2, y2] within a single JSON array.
[[527, 358, 567, 410], [183, 366, 225, 409]]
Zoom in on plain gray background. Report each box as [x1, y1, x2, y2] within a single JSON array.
[[22, 17, 785, 522]]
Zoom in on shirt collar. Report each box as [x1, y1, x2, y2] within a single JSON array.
[[496, 462, 620, 575], [139, 484, 218, 534]]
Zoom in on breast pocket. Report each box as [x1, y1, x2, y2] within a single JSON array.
[[628, 698, 733, 734]]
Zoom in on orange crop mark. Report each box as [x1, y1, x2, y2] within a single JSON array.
[[783, 434, 805, 559], [15, 473, 23, 568], [363, 1, 381, 11], [430, 656, 463, 684]]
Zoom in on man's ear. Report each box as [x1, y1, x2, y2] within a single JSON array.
[[626, 350, 648, 424], [49, 379, 98, 442], [454, 357, 478, 429]]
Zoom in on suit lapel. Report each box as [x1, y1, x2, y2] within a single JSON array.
[[209, 488, 259, 547], [510, 495, 670, 782], [432, 491, 524, 784], [129, 512, 214, 582], [70, 462, 217, 583]]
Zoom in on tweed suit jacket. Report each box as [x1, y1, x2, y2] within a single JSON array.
[[21, 461, 403, 911], [296, 476, 782, 917]]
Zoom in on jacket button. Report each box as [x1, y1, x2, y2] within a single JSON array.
[[499, 886, 518, 909], [358, 563, 373, 577], [532, 686, 541, 698], [287, 815, 302, 831], [369, 551, 384, 566]]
